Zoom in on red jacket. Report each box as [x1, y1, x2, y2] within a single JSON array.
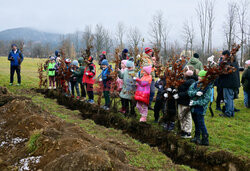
[[134, 74, 152, 105], [82, 63, 96, 84]]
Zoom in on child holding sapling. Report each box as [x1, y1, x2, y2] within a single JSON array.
[[70, 60, 80, 99], [134, 65, 152, 122], [99, 59, 112, 110], [44, 56, 56, 89], [188, 70, 212, 146], [241, 60, 250, 108], [118, 59, 136, 117]]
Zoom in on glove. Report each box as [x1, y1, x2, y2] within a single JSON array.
[[167, 88, 172, 92], [196, 91, 203, 96], [173, 94, 179, 99], [172, 89, 177, 93], [163, 93, 168, 98], [99, 78, 102, 82], [70, 69, 73, 72], [158, 85, 163, 89], [133, 77, 137, 81], [189, 100, 194, 106], [85, 72, 89, 76]]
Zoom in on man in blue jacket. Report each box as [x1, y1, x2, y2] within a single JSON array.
[[8, 44, 24, 86]]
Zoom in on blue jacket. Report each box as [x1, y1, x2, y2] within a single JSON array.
[[8, 49, 24, 66], [99, 67, 113, 88]]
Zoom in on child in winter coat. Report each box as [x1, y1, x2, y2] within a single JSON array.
[[45, 56, 56, 89], [134, 65, 152, 122], [72, 57, 85, 100], [99, 59, 112, 110], [241, 60, 250, 108], [153, 77, 166, 123], [173, 65, 196, 138], [70, 60, 80, 99], [188, 70, 212, 146], [118, 60, 136, 117], [82, 56, 96, 104]]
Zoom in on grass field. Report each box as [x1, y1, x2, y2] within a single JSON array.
[[0, 56, 249, 161]]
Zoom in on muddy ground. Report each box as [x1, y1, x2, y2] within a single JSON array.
[[0, 86, 187, 171]]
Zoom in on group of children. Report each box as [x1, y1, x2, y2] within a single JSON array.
[[43, 48, 250, 147]]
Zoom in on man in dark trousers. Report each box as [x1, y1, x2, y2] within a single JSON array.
[[8, 44, 24, 86]]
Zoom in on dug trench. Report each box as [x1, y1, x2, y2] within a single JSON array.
[[35, 88, 250, 171]]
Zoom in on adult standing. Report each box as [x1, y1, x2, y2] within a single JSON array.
[[98, 51, 106, 67], [8, 44, 24, 86], [187, 53, 203, 72]]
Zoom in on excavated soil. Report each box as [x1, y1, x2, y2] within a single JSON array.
[[0, 87, 157, 170], [37, 88, 250, 171]]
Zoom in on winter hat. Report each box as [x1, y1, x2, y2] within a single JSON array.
[[126, 60, 134, 68], [101, 59, 109, 66], [121, 60, 127, 66], [207, 55, 215, 62], [55, 50, 60, 57], [102, 51, 106, 55], [185, 66, 194, 77], [65, 58, 71, 64], [78, 57, 84, 64], [193, 53, 199, 58], [222, 50, 230, 56], [198, 70, 207, 78], [143, 65, 152, 75], [122, 49, 128, 53], [245, 60, 250, 65], [145, 47, 153, 54], [88, 56, 93, 62], [11, 44, 17, 47], [50, 56, 55, 61], [72, 60, 79, 66]]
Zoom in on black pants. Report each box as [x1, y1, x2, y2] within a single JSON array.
[[103, 91, 110, 107], [154, 99, 164, 121], [124, 99, 135, 115], [216, 86, 224, 109], [80, 83, 86, 97], [10, 65, 21, 84], [81, 83, 94, 100], [162, 99, 176, 123]]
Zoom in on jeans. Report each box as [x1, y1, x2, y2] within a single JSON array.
[[243, 91, 249, 108], [10, 65, 21, 84], [216, 86, 223, 109], [49, 76, 55, 87], [71, 81, 80, 97], [149, 79, 155, 106], [191, 112, 208, 137], [103, 91, 110, 107], [223, 88, 235, 117]]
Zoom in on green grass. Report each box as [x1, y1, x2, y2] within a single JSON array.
[[0, 57, 249, 160], [26, 129, 42, 153]]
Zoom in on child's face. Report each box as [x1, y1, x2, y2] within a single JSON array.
[[121, 63, 126, 69], [102, 65, 108, 69], [198, 76, 202, 82], [127, 67, 133, 70]]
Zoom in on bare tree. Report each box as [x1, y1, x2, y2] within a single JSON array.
[[237, 0, 249, 66], [94, 24, 105, 57], [128, 26, 141, 54], [224, 2, 238, 51], [182, 20, 195, 57], [103, 29, 113, 55], [162, 24, 170, 58], [196, 0, 209, 59], [73, 30, 81, 57], [149, 11, 165, 51], [82, 25, 93, 50], [116, 22, 126, 50], [207, 0, 215, 54]]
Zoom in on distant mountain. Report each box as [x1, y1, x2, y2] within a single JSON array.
[[0, 27, 61, 44]]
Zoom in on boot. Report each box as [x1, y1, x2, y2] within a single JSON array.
[[119, 107, 125, 114], [190, 134, 201, 144], [139, 116, 147, 122], [167, 122, 175, 131], [201, 134, 209, 146]]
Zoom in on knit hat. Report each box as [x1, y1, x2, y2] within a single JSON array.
[[101, 59, 109, 66], [55, 50, 60, 57], [143, 65, 152, 75], [50, 56, 55, 61], [102, 51, 106, 55], [198, 70, 207, 78], [126, 60, 134, 68], [207, 55, 214, 62], [185, 66, 194, 77], [222, 50, 230, 56], [72, 60, 79, 66], [194, 53, 199, 58], [122, 49, 128, 53], [65, 58, 71, 64], [88, 56, 93, 62], [145, 47, 153, 54], [78, 57, 84, 64], [121, 60, 127, 66], [245, 60, 250, 65], [11, 44, 17, 47]]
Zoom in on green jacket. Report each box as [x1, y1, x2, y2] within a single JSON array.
[[46, 62, 56, 76], [118, 69, 136, 100], [188, 82, 212, 115], [73, 65, 85, 83], [187, 57, 204, 71], [241, 66, 250, 93]]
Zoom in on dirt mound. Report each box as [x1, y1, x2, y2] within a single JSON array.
[[0, 89, 143, 170]]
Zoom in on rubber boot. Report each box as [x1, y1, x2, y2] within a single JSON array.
[[201, 134, 209, 146], [190, 133, 201, 144], [167, 122, 175, 131]]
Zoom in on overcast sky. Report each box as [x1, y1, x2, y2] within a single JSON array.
[[0, 0, 248, 48]]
